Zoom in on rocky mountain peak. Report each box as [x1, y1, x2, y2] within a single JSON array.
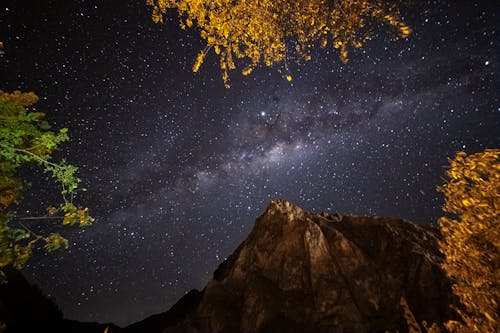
[[153, 200, 454, 333], [266, 198, 304, 220], [1, 200, 455, 333]]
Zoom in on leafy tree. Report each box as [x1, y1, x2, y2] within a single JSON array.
[[0, 90, 93, 281], [437, 149, 500, 333], [147, 0, 410, 87]]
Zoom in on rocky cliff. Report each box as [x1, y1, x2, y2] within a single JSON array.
[[1, 199, 455, 333], [152, 199, 454, 333]]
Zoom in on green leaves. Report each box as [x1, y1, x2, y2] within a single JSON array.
[[61, 203, 94, 226], [33, 128, 69, 151], [0, 91, 94, 277], [0, 97, 81, 201], [9, 228, 29, 242], [44, 160, 81, 195], [61, 202, 77, 213], [0, 214, 33, 273]]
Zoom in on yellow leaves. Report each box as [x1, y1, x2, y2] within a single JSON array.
[[147, 0, 166, 24], [147, 0, 410, 87], [78, 207, 95, 226], [438, 149, 500, 333], [400, 25, 411, 38], [151, 8, 163, 23], [192, 51, 205, 73], [353, 41, 363, 48], [47, 206, 58, 216], [461, 198, 475, 207], [421, 321, 442, 333], [484, 312, 495, 323], [383, 14, 396, 24], [11, 244, 32, 269], [0, 176, 22, 209], [0, 90, 39, 107], [340, 44, 349, 64], [242, 66, 253, 76], [63, 207, 94, 226], [400, 297, 423, 333], [221, 66, 230, 88], [63, 212, 76, 225], [226, 48, 235, 70], [382, 13, 411, 38]]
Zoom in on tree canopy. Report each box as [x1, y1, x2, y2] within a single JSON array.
[[147, 0, 410, 87], [0, 91, 93, 281], [437, 149, 500, 333]]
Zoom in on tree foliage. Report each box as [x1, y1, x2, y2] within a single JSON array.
[[147, 0, 410, 87], [437, 149, 500, 333], [0, 91, 93, 281]]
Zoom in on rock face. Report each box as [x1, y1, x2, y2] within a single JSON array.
[[1, 199, 455, 333], [161, 199, 454, 333]]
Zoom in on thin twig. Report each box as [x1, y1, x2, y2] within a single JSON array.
[[19, 216, 64, 220], [0, 143, 60, 169], [18, 221, 43, 239]]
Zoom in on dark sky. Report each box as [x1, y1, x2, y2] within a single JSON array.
[[1, 0, 499, 326]]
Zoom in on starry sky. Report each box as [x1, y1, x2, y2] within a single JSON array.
[[1, 0, 499, 327]]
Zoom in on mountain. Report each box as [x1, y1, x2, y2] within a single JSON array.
[[1, 199, 455, 333], [127, 199, 455, 333], [0, 266, 119, 333]]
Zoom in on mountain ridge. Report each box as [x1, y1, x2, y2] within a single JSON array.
[[1, 199, 455, 333], [129, 199, 454, 333]]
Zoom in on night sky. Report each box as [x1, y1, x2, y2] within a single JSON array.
[[1, 0, 499, 326]]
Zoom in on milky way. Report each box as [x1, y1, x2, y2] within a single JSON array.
[[1, 0, 499, 326]]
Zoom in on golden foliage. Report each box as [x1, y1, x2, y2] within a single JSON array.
[[400, 297, 423, 333], [399, 296, 444, 332], [147, 0, 410, 86], [0, 176, 22, 211], [422, 321, 442, 333], [0, 90, 39, 107], [63, 207, 95, 226], [437, 149, 500, 333]]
